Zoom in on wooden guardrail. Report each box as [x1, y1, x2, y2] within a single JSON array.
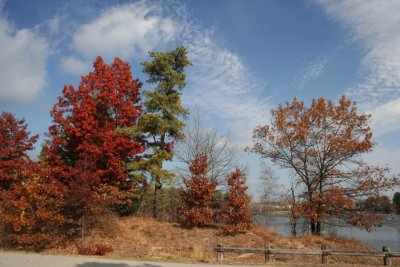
[[214, 244, 400, 266]]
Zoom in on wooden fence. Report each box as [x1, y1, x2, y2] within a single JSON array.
[[214, 244, 400, 266]]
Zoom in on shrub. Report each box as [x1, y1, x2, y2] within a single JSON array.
[[78, 244, 113, 256]]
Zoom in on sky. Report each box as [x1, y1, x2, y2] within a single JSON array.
[[1, 0, 399, 197]]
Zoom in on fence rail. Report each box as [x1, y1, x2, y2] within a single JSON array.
[[214, 244, 400, 266]]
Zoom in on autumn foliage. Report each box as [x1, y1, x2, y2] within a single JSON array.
[[0, 49, 257, 253], [43, 56, 144, 229], [0, 112, 65, 250], [221, 169, 252, 235], [0, 112, 38, 190], [3, 48, 399, 254], [1, 170, 66, 250], [177, 155, 217, 228], [250, 96, 398, 234]]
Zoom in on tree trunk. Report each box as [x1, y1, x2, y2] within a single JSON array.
[[152, 181, 162, 218], [310, 220, 321, 235]]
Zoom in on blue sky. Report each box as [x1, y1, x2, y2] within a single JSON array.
[[1, 0, 399, 196]]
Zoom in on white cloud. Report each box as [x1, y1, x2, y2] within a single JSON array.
[[70, 1, 176, 61], [0, 14, 49, 104], [368, 98, 400, 136], [61, 0, 272, 147], [47, 15, 61, 34], [316, 0, 400, 136], [60, 56, 90, 76], [364, 145, 400, 175]]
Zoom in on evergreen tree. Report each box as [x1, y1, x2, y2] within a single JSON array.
[[132, 47, 191, 218]]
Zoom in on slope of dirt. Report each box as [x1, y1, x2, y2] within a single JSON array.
[[41, 216, 398, 266]]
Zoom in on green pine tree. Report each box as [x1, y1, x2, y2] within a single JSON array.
[[128, 47, 191, 218]]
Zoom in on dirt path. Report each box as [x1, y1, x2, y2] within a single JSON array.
[[0, 252, 254, 267]]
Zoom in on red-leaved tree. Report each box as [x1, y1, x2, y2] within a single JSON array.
[[0, 112, 65, 250], [0, 112, 38, 190], [177, 155, 217, 228], [221, 169, 252, 235], [44, 56, 144, 232]]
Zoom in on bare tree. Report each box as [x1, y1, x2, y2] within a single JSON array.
[[174, 108, 239, 184], [285, 182, 303, 236], [255, 162, 283, 215]]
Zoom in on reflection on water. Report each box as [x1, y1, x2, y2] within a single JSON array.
[[254, 214, 400, 251]]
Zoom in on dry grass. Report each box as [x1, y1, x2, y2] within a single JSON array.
[[42, 216, 399, 266]]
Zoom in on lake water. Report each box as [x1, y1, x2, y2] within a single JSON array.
[[254, 214, 400, 251]]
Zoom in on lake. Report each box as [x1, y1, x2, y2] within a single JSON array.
[[254, 214, 400, 251]]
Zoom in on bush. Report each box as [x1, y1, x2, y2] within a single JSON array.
[[78, 244, 113, 256], [78, 247, 97, 255]]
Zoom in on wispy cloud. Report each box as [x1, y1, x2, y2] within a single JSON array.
[[296, 56, 329, 87], [61, 0, 271, 146], [183, 28, 271, 146], [0, 8, 49, 105], [316, 0, 400, 136]]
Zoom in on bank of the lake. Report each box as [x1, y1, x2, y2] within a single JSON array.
[[3, 215, 399, 266], [255, 214, 400, 251], [20, 216, 395, 266]]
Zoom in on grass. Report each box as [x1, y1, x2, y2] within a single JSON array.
[[38, 215, 400, 266]]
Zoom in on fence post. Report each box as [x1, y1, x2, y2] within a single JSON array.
[[216, 244, 224, 262], [265, 243, 272, 262], [383, 246, 391, 266], [321, 245, 328, 264]]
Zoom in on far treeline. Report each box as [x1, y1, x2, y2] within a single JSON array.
[[0, 46, 398, 251]]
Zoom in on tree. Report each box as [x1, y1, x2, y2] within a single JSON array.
[[284, 182, 303, 236], [256, 162, 282, 215], [249, 96, 397, 235], [177, 155, 217, 228], [0, 112, 64, 250], [1, 170, 65, 250], [174, 108, 239, 184], [221, 169, 252, 235], [0, 112, 38, 190], [44, 56, 144, 231], [133, 47, 191, 218], [393, 192, 400, 213], [363, 195, 393, 213]]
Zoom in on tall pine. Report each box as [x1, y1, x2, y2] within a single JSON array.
[[134, 47, 191, 218]]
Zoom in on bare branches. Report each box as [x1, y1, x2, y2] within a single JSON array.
[[174, 108, 239, 184]]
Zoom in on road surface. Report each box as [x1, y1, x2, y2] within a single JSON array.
[[0, 252, 254, 267]]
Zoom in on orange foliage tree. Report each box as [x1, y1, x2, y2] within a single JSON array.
[[177, 155, 217, 228], [221, 169, 251, 235], [44, 56, 144, 232], [1, 170, 66, 250], [249, 96, 398, 235], [0, 112, 38, 190], [0, 112, 65, 250]]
